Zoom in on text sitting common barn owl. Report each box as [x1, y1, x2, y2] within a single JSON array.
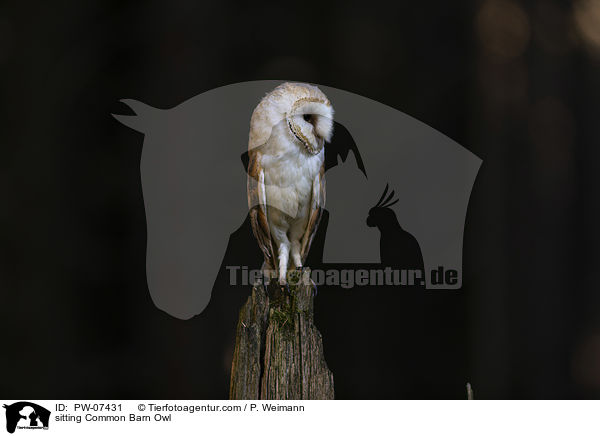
[[247, 82, 333, 286]]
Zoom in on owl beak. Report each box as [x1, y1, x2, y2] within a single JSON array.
[[305, 137, 324, 155], [316, 136, 325, 151]]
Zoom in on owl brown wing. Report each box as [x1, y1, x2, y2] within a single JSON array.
[[247, 149, 276, 271], [301, 163, 326, 264]]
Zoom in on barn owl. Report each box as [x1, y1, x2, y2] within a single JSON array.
[[247, 82, 334, 286]]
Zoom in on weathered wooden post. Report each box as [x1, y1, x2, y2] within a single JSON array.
[[229, 269, 334, 399]]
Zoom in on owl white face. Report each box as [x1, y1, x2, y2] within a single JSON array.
[[287, 113, 324, 155], [286, 106, 334, 156], [248, 82, 334, 155]]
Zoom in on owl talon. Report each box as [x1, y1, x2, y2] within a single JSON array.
[[278, 273, 289, 292]]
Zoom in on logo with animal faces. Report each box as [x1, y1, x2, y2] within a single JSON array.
[[113, 80, 481, 320], [3, 402, 50, 433]]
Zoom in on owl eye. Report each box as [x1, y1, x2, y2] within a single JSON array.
[[303, 114, 312, 123]]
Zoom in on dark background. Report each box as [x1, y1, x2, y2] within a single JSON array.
[[2, 0, 600, 399]]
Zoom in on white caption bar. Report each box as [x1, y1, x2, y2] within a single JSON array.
[[1, 400, 598, 436]]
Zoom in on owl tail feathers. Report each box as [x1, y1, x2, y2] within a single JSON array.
[[112, 99, 162, 133]]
